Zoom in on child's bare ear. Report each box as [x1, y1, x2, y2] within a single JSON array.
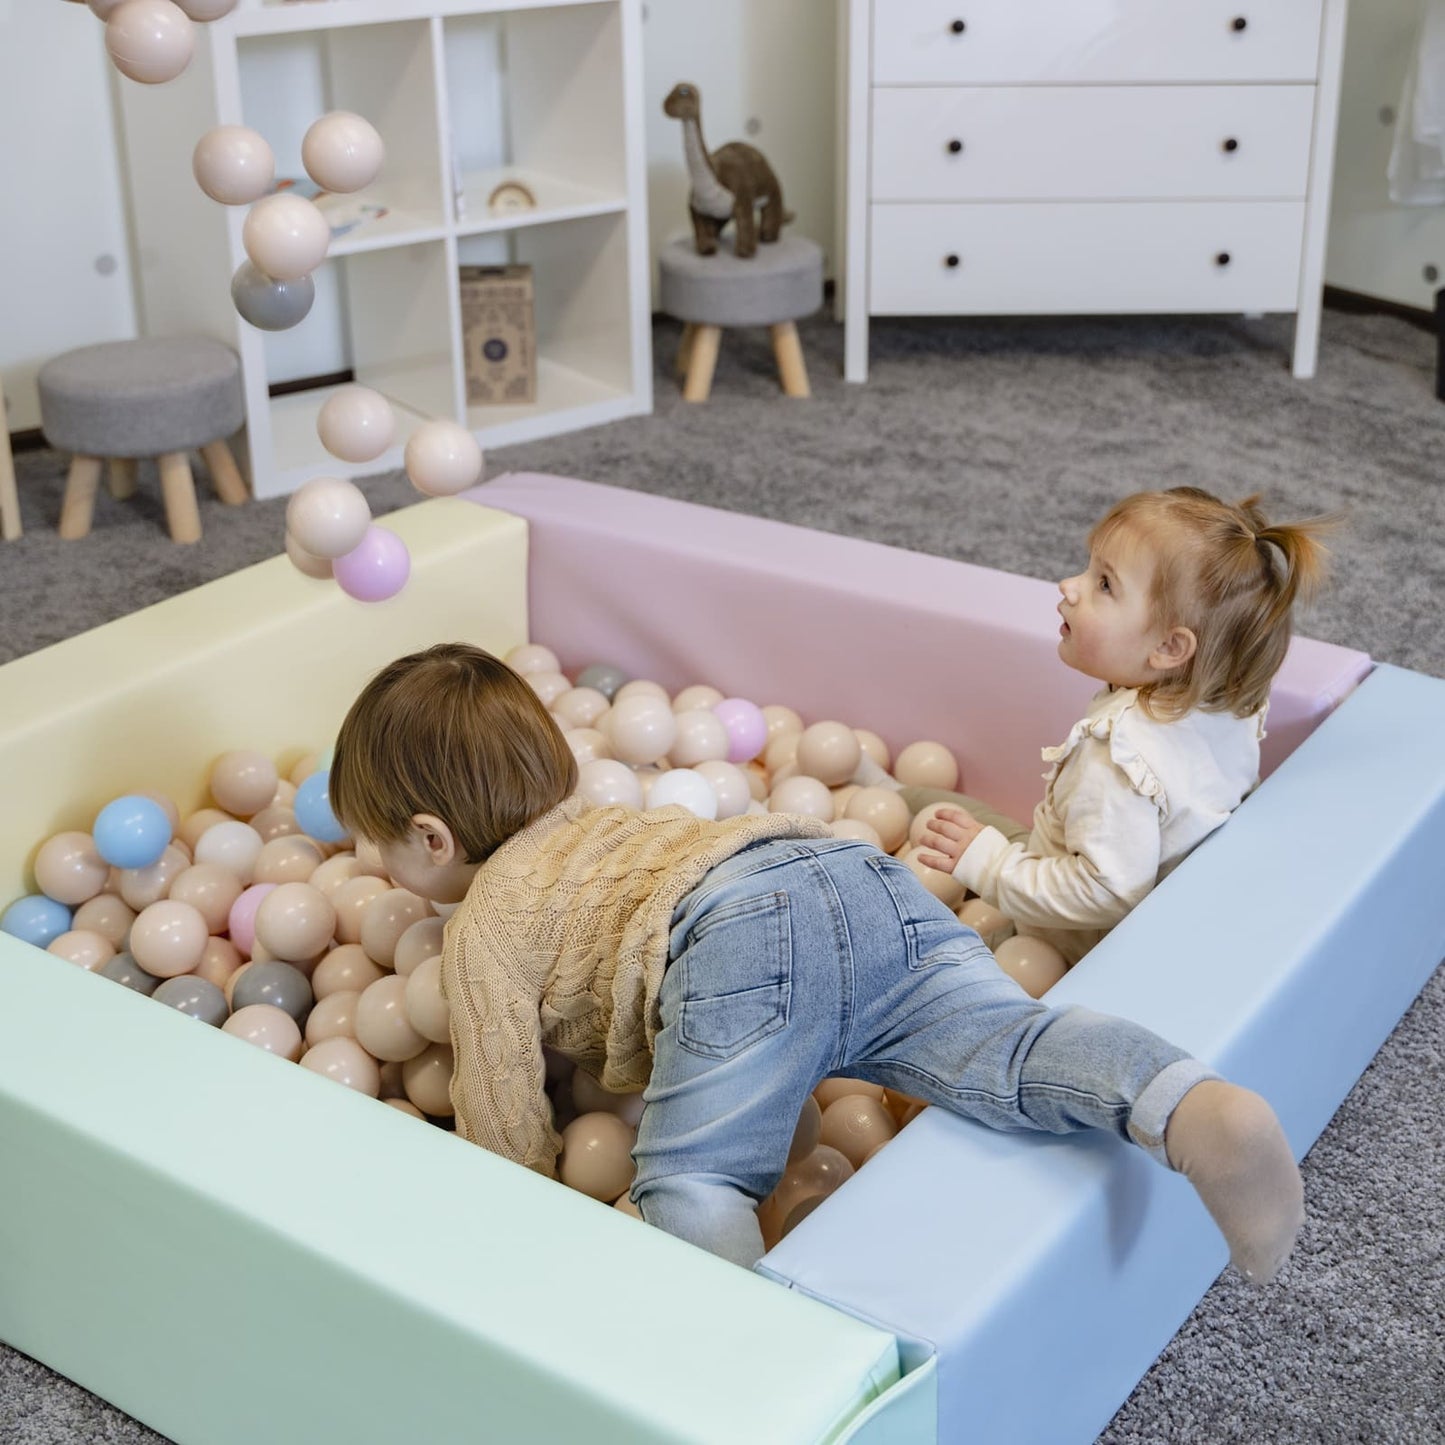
[[1151, 626, 1197, 672], [411, 813, 459, 866]]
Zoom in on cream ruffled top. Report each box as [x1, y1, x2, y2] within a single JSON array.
[[954, 686, 1266, 966]]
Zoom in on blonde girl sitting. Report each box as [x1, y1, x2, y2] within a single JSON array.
[[917, 486, 1335, 965]]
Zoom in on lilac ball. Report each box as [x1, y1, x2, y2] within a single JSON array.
[[712, 697, 768, 764], [332, 525, 410, 602]]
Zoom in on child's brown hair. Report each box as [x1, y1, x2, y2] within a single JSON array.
[[1090, 486, 1337, 719], [330, 643, 577, 862]]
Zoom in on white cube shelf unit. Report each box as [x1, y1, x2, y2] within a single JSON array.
[[118, 0, 652, 500]]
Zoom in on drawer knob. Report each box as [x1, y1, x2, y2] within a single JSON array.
[[946, 138, 964, 155], [1215, 252, 1232, 267], [949, 18, 966, 34], [944, 253, 961, 269], [1230, 15, 1248, 31], [1222, 137, 1240, 153]]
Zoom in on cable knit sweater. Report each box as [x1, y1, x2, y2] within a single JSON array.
[[439, 796, 830, 1178]]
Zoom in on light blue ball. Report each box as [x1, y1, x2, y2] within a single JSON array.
[[93, 794, 173, 869], [1, 894, 73, 948], [295, 770, 348, 844]]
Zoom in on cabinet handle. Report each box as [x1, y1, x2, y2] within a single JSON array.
[[946, 138, 964, 155], [1222, 137, 1239, 153], [944, 253, 961, 268], [1230, 15, 1247, 31], [949, 18, 966, 34], [1215, 252, 1232, 267]]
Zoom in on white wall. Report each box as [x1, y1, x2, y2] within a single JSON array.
[[0, 0, 138, 431], [1327, 0, 1445, 310]]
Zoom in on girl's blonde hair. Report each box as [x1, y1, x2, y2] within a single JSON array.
[[330, 643, 577, 862], [1090, 486, 1337, 719]]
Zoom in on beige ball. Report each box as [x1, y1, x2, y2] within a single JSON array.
[[301, 110, 384, 194], [761, 704, 804, 743], [129, 899, 208, 978], [401, 1043, 455, 1116], [34, 831, 109, 907], [255, 882, 336, 964], [304, 989, 361, 1048], [192, 124, 274, 205], [898, 845, 967, 909], [209, 749, 278, 817], [168, 864, 243, 933], [813, 1076, 884, 1110], [71, 893, 136, 949], [242, 192, 330, 282], [569, 1070, 646, 1128], [565, 727, 612, 767], [384, 1098, 426, 1120], [118, 844, 190, 910], [316, 385, 395, 464], [223, 1003, 303, 1062], [844, 788, 911, 854], [552, 686, 610, 729], [668, 709, 730, 767], [830, 818, 883, 848], [178, 808, 233, 851], [359, 888, 432, 968], [762, 732, 799, 775], [854, 729, 890, 772], [393, 915, 445, 977], [105, 0, 194, 85], [253, 836, 324, 886], [788, 1094, 823, 1165], [311, 942, 386, 1000], [768, 775, 834, 822], [558, 1112, 637, 1202], [819, 1093, 898, 1169], [299, 1036, 381, 1095], [894, 740, 960, 791], [308, 853, 365, 897], [195, 935, 243, 992], [403, 419, 483, 497], [994, 935, 1069, 999], [403, 956, 452, 1044], [692, 760, 751, 819], [330, 876, 391, 945], [795, 721, 862, 787], [505, 643, 561, 676], [47, 930, 116, 971], [354, 974, 428, 1063], [672, 684, 724, 712], [957, 898, 1013, 951]]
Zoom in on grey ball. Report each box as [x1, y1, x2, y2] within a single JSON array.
[[576, 663, 627, 701], [153, 975, 230, 1028], [231, 260, 315, 332], [231, 959, 313, 1026], [98, 951, 162, 997]]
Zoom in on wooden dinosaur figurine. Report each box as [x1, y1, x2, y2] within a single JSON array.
[[663, 82, 790, 258]]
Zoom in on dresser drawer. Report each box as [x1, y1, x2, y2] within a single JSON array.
[[871, 86, 1316, 202], [871, 0, 1324, 85], [868, 201, 1305, 314]]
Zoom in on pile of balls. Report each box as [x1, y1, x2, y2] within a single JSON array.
[[1, 643, 1067, 1235]]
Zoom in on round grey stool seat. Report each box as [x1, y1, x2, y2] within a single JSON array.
[[36, 337, 248, 543], [658, 234, 823, 401]]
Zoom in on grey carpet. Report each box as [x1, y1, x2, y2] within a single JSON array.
[[2, 306, 1442, 1443]]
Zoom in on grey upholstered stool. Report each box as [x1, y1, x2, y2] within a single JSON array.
[[658, 234, 823, 402], [38, 337, 248, 544]]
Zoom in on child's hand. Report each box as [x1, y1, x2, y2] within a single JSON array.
[[916, 806, 986, 873]]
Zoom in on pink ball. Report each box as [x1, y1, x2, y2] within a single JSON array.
[[712, 697, 769, 764], [228, 881, 277, 957], [332, 525, 411, 602]]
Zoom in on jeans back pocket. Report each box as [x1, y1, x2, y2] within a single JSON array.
[[677, 891, 792, 1060], [865, 852, 977, 970]]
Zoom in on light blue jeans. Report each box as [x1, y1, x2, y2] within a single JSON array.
[[631, 838, 1213, 1267]]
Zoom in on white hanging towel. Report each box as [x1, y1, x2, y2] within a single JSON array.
[[1390, 0, 1445, 203]]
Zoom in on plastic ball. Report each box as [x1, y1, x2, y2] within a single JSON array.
[[403, 956, 451, 1044], [392, 916, 444, 977], [194, 819, 265, 883], [72, 893, 136, 948], [1, 894, 73, 948], [242, 192, 331, 282], [152, 974, 229, 1027], [316, 385, 396, 464], [293, 770, 349, 844], [672, 684, 724, 713], [401, 1043, 455, 1116], [576, 663, 626, 700], [604, 693, 677, 767], [231, 958, 314, 1025], [223, 1003, 304, 1061], [231, 261, 315, 331], [761, 704, 804, 743], [830, 818, 883, 848], [105, 0, 194, 85], [34, 831, 109, 907], [195, 936, 244, 993], [894, 740, 960, 791], [668, 709, 730, 767], [210, 749, 279, 818], [819, 1093, 898, 1168], [354, 974, 427, 1062], [330, 876, 391, 946], [116, 844, 190, 911], [711, 697, 768, 764], [994, 935, 1069, 999], [86, 1, 130, 18], [956, 898, 1013, 951], [47, 929, 116, 971], [575, 758, 644, 810], [227, 882, 277, 956], [899, 845, 967, 909], [768, 774, 835, 822], [525, 670, 572, 708], [646, 768, 718, 820], [312, 942, 386, 1000], [844, 787, 911, 854], [173, 0, 236, 19], [302, 110, 385, 194], [252, 835, 324, 886], [813, 1077, 884, 1110], [304, 989, 360, 1048], [192, 125, 274, 205], [285, 476, 371, 560], [359, 889, 431, 968], [333, 526, 411, 602], [129, 899, 208, 978], [788, 1095, 823, 1165], [255, 881, 336, 963], [691, 760, 751, 820], [505, 643, 561, 676], [97, 951, 163, 996], [795, 721, 862, 787], [559, 1112, 637, 1202], [855, 729, 890, 771], [403, 419, 483, 497]]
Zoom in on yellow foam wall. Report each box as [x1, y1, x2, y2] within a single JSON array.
[[0, 498, 530, 904]]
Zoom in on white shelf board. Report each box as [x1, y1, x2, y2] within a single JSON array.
[[454, 168, 627, 236], [466, 356, 635, 446], [235, 0, 617, 39], [326, 206, 449, 257]]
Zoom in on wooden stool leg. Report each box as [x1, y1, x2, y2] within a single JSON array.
[[676, 323, 698, 379], [59, 456, 103, 540], [158, 451, 202, 544], [107, 458, 138, 500], [770, 322, 811, 398], [0, 375, 20, 541], [682, 324, 722, 403], [200, 439, 250, 506]]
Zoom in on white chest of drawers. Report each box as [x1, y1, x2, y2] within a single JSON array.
[[841, 0, 1349, 381]]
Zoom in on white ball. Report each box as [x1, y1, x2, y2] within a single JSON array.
[[302, 111, 385, 194], [403, 420, 483, 497], [193, 820, 264, 884], [692, 760, 752, 819], [316, 386, 396, 464], [192, 125, 274, 205], [646, 769, 718, 821], [575, 759, 644, 810], [242, 192, 331, 281], [105, 0, 194, 85], [285, 476, 371, 560]]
